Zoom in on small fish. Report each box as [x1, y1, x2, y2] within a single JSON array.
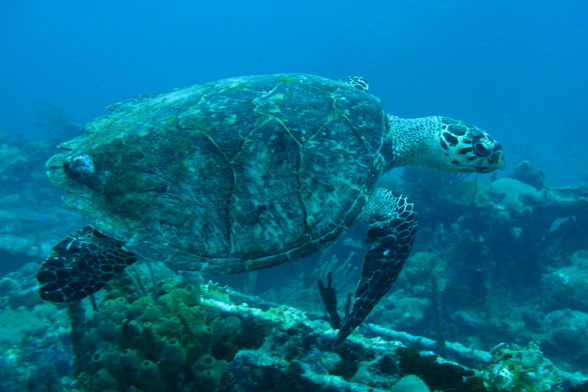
[[548, 216, 576, 232]]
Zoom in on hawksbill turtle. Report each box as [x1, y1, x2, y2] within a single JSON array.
[[37, 74, 504, 341]]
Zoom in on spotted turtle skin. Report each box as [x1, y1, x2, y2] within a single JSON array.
[[47, 74, 390, 273]]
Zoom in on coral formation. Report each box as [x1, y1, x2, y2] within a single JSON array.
[[71, 278, 255, 392], [541, 251, 588, 313], [510, 160, 546, 190], [392, 374, 430, 392], [489, 178, 543, 213], [1, 260, 588, 391], [317, 272, 343, 328], [481, 343, 562, 392], [539, 309, 588, 371], [3, 139, 588, 391], [395, 347, 486, 391]]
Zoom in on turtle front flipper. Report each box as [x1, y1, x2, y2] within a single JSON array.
[[37, 226, 138, 302], [337, 189, 417, 342]]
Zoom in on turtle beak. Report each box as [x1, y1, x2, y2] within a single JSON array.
[[472, 139, 505, 173], [475, 148, 505, 173], [491, 144, 505, 170], [495, 150, 506, 170]]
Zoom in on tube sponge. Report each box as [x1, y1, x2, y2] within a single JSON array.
[[120, 348, 143, 370], [92, 368, 119, 390], [120, 349, 164, 391], [90, 347, 123, 379], [89, 348, 106, 370], [170, 285, 200, 307], [209, 316, 242, 347], [138, 359, 161, 383], [122, 319, 142, 340], [184, 324, 213, 361], [142, 303, 165, 322], [192, 354, 227, 391], [97, 318, 119, 340], [140, 321, 157, 345], [178, 303, 206, 333], [159, 337, 186, 374], [155, 316, 184, 338], [133, 359, 166, 392]]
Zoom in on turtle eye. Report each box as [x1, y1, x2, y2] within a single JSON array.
[[473, 141, 491, 157]]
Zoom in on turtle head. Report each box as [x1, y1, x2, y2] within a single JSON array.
[[386, 115, 505, 173], [434, 117, 505, 173]]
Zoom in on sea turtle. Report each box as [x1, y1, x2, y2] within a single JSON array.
[[37, 74, 504, 341]]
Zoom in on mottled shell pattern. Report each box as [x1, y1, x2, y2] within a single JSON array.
[[47, 74, 390, 273]]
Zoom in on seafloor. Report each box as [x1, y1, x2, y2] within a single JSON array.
[[1, 131, 588, 391]]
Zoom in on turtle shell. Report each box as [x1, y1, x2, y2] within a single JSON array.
[[47, 74, 389, 273]]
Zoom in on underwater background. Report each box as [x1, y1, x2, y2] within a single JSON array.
[[1, 0, 588, 391]]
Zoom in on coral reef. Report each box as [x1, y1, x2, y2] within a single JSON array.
[[3, 141, 588, 391], [539, 309, 588, 372], [0, 263, 43, 308], [1, 259, 588, 391], [481, 343, 562, 392], [392, 374, 430, 392], [541, 251, 588, 313], [65, 273, 409, 391], [489, 178, 543, 213], [386, 163, 588, 374], [510, 160, 546, 190], [570, 381, 588, 392], [70, 277, 249, 392], [0, 301, 74, 391], [66, 273, 588, 391]]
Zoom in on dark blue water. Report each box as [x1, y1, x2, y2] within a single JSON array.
[[1, 0, 587, 184]]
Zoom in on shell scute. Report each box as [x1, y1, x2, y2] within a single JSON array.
[[48, 74, 388, 273]]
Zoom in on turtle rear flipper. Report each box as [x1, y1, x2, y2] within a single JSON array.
[[37, 226, 138, 302], [337, 189, 417, 342]]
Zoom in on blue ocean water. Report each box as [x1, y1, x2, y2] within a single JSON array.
[[1, 1, 588, 391], [1, 0, 587, 184]]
